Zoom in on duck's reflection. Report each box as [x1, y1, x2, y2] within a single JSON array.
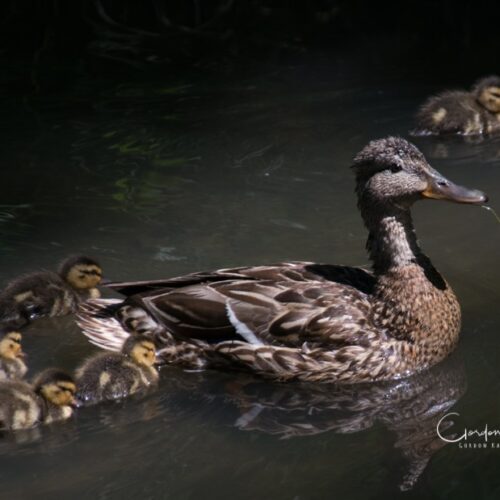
[[218, 354, 466, 491]]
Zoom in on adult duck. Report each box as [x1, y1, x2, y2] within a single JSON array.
[[77, 137, 487, 383]]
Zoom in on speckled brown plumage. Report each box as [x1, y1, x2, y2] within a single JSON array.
[[77, 137, 487, 383], [414, 76, 500, 135]]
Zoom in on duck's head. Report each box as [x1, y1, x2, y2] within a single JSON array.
[[59, 255, 103, 291], [473, 75, 500, 113], [123, 335, 157, 367], [33, 369, 77, 407], [352, 137, 488, 211], [0, 331, 25, 360]]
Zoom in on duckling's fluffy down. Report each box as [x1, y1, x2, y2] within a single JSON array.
[[75, 352, 158, 406], [415, 91, 485, 135]]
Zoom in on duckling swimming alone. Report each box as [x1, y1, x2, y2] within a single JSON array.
[[0, 255, 103, 330], [414, 76, 500, 135], [0, 368, 76, 430], [0, 331, 27, 380], [75, 335, 158, 406]]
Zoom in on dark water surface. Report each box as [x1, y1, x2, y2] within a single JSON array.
[[0, 53, 499, 499]]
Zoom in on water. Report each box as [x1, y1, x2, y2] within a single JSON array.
[[1, 52, 500, 499], [482, 205, 500, 223]]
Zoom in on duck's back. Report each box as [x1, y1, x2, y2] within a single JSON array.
[[110, 262, 376, 347]]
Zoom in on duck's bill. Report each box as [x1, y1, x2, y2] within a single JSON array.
[[422, 175, 488, 205]]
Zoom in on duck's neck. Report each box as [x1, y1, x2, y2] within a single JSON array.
[[361, 205, 423, 275], [360, 202, 460, 353]]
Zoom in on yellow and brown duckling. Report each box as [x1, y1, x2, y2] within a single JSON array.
[[414, 76, 500, 135], [78, 137, 487, 384], [75, 335, 158, 406], [0, 368, 76, 430], [0, 255, 103, 330], [0, 331, 27, 380]]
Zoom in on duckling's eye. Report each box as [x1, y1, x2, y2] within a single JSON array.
[[389, 164, 402, 173]]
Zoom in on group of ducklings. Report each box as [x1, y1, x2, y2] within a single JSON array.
[[0, 256, 158, 432]]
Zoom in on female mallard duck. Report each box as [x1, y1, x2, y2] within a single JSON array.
[[0, 368, 76, 430], [0, 331, 27, 380], [0, 255, 103, 330], [75, 335, 158, 406], [77, 137, 487, 383], [414, 76, 500, 135]]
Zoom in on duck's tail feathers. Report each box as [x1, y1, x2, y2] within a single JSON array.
[[76, 299, 130, 352]]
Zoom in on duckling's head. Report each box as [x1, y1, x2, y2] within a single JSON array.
[[123, 335, 157, 367], [0, 331, 24, 360], [59, 255, 103, 291], [352, 137, 487, 212], [33, 369, 76, 407], [473, 75, 500, 113]]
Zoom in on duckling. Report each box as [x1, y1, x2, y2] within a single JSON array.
[[0, 255, 103, 330], [0, 331, 27, 380], [414, 76, 500, 135], [0, 368, 76, 430], [75, 335, 158, 406]]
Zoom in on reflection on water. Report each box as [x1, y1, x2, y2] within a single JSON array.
[[0, 352, 466, 495], [1, 53, 500, 499], [215, 355, 467, 491]]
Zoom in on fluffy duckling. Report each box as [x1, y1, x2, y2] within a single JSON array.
[[0, 255, 103, 330], [75, 335, 158, 406], [415, 76, 500, 135], [0, 369, 76, 430], [0, 331, 27, 380]]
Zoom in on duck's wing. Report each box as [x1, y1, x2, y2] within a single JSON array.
[[106, 262, 375, 296], [129, 265, 379, 348]]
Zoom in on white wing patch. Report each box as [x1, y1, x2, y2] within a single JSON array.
[[226, 301, 264, 345]]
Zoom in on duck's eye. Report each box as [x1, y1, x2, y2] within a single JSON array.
[[390, 164, 402, 173]]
